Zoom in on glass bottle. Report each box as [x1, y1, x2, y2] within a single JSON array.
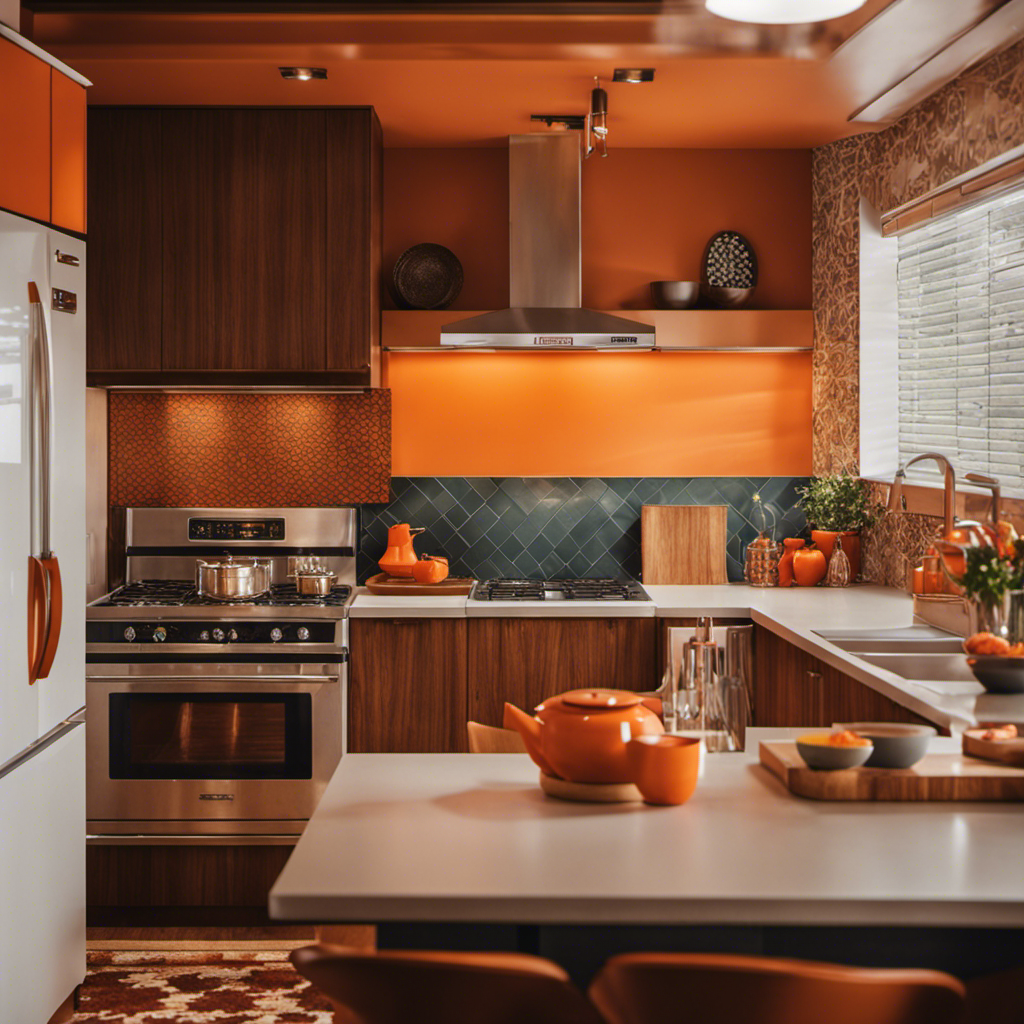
[[744, 493, 780, 587]]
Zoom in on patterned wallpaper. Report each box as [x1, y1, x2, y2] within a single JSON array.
[[812, 38, 1024, 476], [358, 476, 808, 583], [109, 391, 391, 507]]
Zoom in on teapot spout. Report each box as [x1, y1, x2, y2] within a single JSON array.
[[502, 703, 554, 776]]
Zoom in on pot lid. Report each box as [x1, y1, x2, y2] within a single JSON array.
[[558, 689, 642, 710]]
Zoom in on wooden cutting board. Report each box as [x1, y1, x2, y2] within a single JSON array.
[[963, 729, 1024, 768], [364, 573, 475, 596], [760, 741, 1024, 801], [641, 504, 728, 585]]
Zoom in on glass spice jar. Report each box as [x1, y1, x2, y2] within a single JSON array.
[[744, 494, 780, 588]]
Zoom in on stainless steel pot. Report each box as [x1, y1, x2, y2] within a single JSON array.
[[195, 556, 273, 601], [293, 570, 338, 596]]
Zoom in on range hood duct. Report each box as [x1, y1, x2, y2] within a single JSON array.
[[441, 134, 654, 349]]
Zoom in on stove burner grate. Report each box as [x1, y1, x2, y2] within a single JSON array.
[[97, 579, 352, 608], [473, 578, 647, 602]]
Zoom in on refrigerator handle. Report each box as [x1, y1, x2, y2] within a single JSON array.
[[26, 283, 62, 684]]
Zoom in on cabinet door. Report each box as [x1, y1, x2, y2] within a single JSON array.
[[161, 108, 327, 371], [50, 69, 86, 234], [326, 109, 380, 373], [0, 37, 51, 223], [468, 618, 657, 728], [349, 619, 468, 752], [86, 108, 163, 371]]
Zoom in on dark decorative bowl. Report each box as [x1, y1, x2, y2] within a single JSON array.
[[966, 656, 1024, 694], [392, 243, 464, 310], [650, 281, 700, 310], [702, 284, 755, 309], [834, 723, 936, 769]]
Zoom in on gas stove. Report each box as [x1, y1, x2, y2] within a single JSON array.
[[92, 580, 352, 610], [471, 578, 650, 602]]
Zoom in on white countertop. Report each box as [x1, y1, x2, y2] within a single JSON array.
[[349, 584, 1024, 731], [269, 731, 1024, 928]]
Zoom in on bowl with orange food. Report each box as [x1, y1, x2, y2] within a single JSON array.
[[796, 729, 874, 771], [963, 633, 1024, 694]]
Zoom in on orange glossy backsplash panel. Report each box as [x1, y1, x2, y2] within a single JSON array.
[[109, 391, 391, 506]]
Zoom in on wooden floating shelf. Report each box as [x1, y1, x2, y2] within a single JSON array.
[[382, 309, 813, 352]]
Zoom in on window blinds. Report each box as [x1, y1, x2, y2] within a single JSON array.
[[897, 187, 1024, 495]]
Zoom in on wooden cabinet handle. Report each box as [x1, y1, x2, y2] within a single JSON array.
[[807, 670, 824, 725]]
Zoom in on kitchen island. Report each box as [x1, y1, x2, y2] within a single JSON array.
[[270, 731, 1024, 981]]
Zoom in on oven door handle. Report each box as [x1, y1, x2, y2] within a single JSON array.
[[86, 674, 342, 685]]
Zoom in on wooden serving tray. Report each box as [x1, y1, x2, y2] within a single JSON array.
[[364, 573, 475, 596], [963, 729, 1024, 768], [760, 741, 1024, 802]]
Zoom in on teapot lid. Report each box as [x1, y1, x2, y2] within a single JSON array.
[[558, 689, 642, 710]]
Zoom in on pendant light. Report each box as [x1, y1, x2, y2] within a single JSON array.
[[705, 0, 866, 23]]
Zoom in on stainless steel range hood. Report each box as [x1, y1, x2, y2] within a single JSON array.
[[441, 134, 655, 350]]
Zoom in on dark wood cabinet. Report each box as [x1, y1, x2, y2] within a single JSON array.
[[86, 106, 381, 386], [753, 625, 939, 731], [87, 108, 163, 372], [348, 619, 468, 753], [467, 618, 658, 728]]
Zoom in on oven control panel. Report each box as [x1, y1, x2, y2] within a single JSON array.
[[188, 518, 285, 541], [86, 621, 336, 645]]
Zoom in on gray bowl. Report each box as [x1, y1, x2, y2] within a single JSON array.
[[650, 281, 700, 310], [966, 656, 1024, 694], [796, 736, 873, 771], [702, 284, 754, 309], [835, 723, 936, 769]]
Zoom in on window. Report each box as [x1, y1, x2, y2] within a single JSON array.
[[897, 188, 1024, 494]]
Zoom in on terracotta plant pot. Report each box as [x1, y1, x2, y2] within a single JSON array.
[[811, 529, 861, 581], [777, 538, 804, 588], [793, 546, 827, 587]]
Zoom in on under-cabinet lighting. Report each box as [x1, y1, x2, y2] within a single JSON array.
[[612, 68, 655, 83], [705, 0, 865, 23], [279, 67, 327, 81]]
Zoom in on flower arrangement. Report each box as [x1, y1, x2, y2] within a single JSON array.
[[954, 532, 1024, 609], [797, 476, 884, 532]]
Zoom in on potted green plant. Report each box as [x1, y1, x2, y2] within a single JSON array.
[[797, 475, 884, 581]]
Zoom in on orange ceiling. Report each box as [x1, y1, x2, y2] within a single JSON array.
[[30, 7, 896, 148]]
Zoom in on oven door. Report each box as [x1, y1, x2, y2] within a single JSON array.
[[86, 661, 344, 834]]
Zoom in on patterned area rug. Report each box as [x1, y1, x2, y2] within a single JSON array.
[[73, 951, 334, 1023]]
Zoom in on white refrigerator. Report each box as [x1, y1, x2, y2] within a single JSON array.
[[0, 209, 86, 1021]]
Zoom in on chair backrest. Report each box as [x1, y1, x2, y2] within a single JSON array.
[[467, 721, 527, 754], [291, 944, 605, 1024], [589, 952, 966, 1024]]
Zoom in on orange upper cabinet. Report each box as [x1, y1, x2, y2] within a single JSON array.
[[0, 35, 51, 223], [50, 68, 87, 234]]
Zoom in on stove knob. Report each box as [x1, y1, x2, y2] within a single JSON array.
[[212, 628, 225, 643], [228, 629, 238, 642], [199, 630, 210, 641], [296, 627, 310, 641], [123, 626, 136, 642], [153, 626, 167, 643], [270, 628, 283, 643]]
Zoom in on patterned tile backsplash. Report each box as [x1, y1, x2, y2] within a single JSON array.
[[358, 477, 808, 583]]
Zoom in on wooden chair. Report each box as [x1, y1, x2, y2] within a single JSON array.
[[589, 952, 966, 1024], [467, 720, 527, 753], [290, 944, 606, 1024]]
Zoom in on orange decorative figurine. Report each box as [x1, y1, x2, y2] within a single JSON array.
[[412, 555, 450, 585], [503, 689, 664, 784], [378, 524, 425, 578], [793, 545, 828, 587]]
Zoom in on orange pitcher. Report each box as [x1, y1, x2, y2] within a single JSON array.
[[378, 524, 425, 578]]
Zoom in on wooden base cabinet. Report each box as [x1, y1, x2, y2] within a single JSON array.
[[467, 618, 657, 728], [349, 619, 468, 753], [753, 625, 938, 730]]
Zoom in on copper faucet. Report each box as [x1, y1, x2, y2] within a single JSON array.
[[887, 453, 957, 535]]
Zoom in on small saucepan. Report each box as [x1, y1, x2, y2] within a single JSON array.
[[196, 556, 273, 602], [292, 569, 338, 596]]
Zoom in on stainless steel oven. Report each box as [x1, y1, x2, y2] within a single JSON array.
[[86, 507, 355, 836]]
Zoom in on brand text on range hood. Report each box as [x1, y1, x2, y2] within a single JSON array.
[[441, 134, 654, 350]]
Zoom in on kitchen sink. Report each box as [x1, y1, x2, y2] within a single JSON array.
[[854, 652, 978, 683], [812, 626, 975, 684]]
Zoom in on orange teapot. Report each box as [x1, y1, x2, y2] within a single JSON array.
[[503, 689, 664, 784], [378, 523, 425, 578]]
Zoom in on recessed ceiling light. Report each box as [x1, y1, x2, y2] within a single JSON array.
[[279, 67, 327, 81], [705, 0, 865, 23], [612, 68, 655, 83]]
